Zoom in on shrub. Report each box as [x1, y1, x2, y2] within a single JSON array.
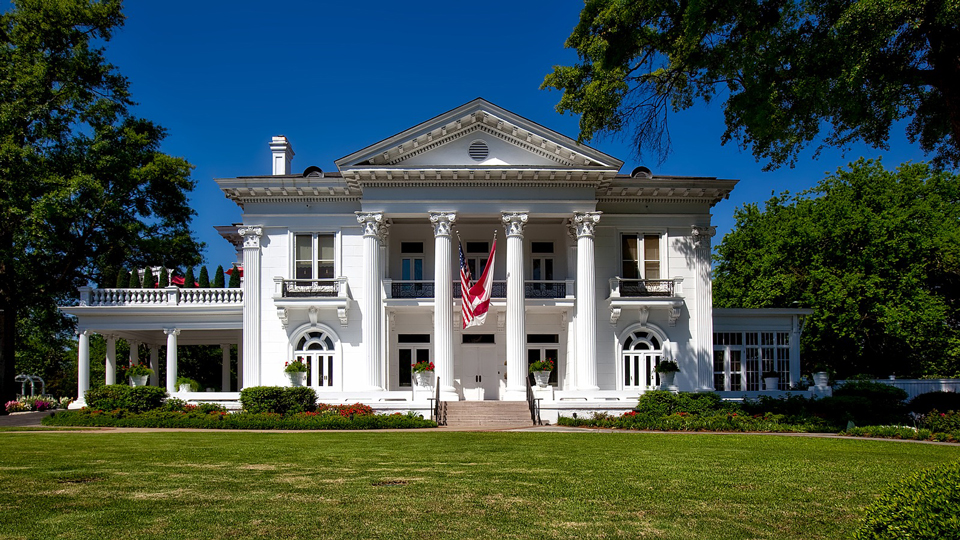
[[316, 403, 375, 417], [161, 398, 188, 412], [213, 265, 225, 288], [854, 459, 960, 539], [633, 390, 730, 417], [198, 266, 210, 288], [239, 386, 316, 415], [908, 391, 960, 414], [85, 385, 133, 411], [127, 386, 167, 413], [922, 409, 960, 434], [742, 394, 817, 421], [176, 377, 200, 391], [832, 380, 908, 425], [42, 409, 437, 430], [5, 400, 28, 413]]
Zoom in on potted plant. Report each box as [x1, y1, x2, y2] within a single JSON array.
[[125, 363, 153, 387], [411, 361, 435, 387], [529, 359, 555, 388], [654, 360, 680, 389], [177, 376, 200, 393], [762, 370, 780, 391], [284, 359, 308, 387]]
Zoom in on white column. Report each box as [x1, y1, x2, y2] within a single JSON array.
[[221, 343, 231, 391], [75, 330, 90, 407], [357, 212, 385, 391], [574, 212, 602, 391], [165, 328, 180, 393], [237, 339, 244, 389], [104, 335, 116, 385], [149, 345, 159, 386], [692, 226, 717, 390], [502, 212, 528, 399], [239, 226, 263, 388], [430, 212, 457, 398], [129, 340, 139, 367]]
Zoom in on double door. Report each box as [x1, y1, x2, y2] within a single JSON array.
[[460, 346, 501, 400], [623, 352, 661, 389]]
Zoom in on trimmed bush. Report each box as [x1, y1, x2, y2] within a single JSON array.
[[42, 409, 437, 430], [115, 269, 130, 288], [213, 265, 225, 288], [143, 267, 156, 288], [159, 266, 169, 287], [908, 391, 960, 414], [239, 386, 317, 415], [183, 266, 196, 288], [854, 459, 960, 539], [633, 390, 730, 417], [85, 384, 167, 413], [228, 265, 240, 288], [127, 386, 167, 413], [198, 266, 210, 288], [130, 268, 142, 288], [832, 380, 908, 425]]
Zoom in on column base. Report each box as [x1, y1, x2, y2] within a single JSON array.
[[69, 398, 86, 410], [501, 388, 527, 401], [577, 384, 600, 392], [438, 390, 460, 401]]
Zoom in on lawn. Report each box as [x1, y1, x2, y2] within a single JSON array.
[[0, 431, 957, 539]]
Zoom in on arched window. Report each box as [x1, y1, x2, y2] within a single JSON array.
[[621, 328, 664, 389], [294, 330, 337, 388]]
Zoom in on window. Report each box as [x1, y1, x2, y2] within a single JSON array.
[[621, 234, 660, 279], [400, 242, 423, 281], [713, 331, 790, 391], [465, 242, 489, 278], [398, 334, 430, 388], [295, 234, 335, 280], [527, 334, 559, 386]]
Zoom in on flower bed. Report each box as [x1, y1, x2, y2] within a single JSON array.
[[41, 409, 437, 430]]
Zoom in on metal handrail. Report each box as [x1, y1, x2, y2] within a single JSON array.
[[525, 376, 542, 426], [433, 374, 445, 426], [617, 278, 675, 297]]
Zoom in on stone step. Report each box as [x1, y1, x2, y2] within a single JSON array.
[[440, 401, 534, 427]]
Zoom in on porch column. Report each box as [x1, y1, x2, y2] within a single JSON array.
[[164, 328, 180, 393], [149, 345, 159, 386], [430, 212, 457, 397], [76, 330, 90, 405], [692, 226, 717, 390], [574, 212, 602, 391], [357, 212, 385, 390], [221, 343, 231, 391], [129, 340, 139, 367], [237, 340, 244, 389], [502, 212, 528, 399], [239, 226, 263, 388], [104, 334, 117, 385]]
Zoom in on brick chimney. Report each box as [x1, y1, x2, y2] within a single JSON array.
[[269, 136, 295, 175]]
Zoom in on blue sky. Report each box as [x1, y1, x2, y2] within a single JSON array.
[[98, 0, 928, 269]]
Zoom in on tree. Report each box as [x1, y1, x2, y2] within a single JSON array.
[[228, 266, 241, 288], [130, 268, 141, 288], [198, 266, 210, 288], [542, 0, 960, 170], [142, 267, 155, 289], [0, 0, 203, 405], [713, 159, 960, 377], [159, 267, 170, 288], [213, 265, 225, 288], [183, 266, 196, 289], [115, 269, 129, 289]]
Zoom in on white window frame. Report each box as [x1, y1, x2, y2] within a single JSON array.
[[619, 230, 667, 280], [290, 231, 339, 280]]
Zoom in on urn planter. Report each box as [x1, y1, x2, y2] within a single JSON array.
[[129, 375, 148, 387], [287, 371, 306, 387], [659, 371, 677, 389], [813, 372, 830, 387], [532, 370, 552, 388], [763, 377, 780, 391], [414, 371, 434, 387]]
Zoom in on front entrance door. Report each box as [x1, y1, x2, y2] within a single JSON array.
[[460, 346, 500, 400]]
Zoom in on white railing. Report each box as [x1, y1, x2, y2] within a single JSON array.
[[79, 286, 243, 307], [835, 379, 960, 401]]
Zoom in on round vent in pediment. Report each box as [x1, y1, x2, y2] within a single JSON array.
[[631, 166, 652, 178], [468, 140, 489, 162]]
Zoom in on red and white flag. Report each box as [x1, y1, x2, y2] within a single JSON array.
[[461, 239, 496, 329]]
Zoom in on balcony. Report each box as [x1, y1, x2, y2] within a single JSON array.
[[385, 280, 571, 299], [278, 278, 347, 298], [608, 277, 685, 325], [79, 286, 243, 306]]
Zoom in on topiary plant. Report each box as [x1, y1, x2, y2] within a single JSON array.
[[183, 266, 196, 288], [198, 266, 210, 288], [228, 265, 241, 288], [213, 265, 225, 288], [142, 267, 156, 288], [854, 459, 960, 539], [130, 268, 142, 288], [159, 266, 169, 287], [115, 269, 130, 288], [908, 391, 960, 414]]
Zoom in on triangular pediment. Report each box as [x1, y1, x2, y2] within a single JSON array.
[[335, 98, 623, 172]]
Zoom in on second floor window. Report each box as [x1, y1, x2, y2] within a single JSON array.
[[622, 234, 661, 280], [295, 234, 335, 280]]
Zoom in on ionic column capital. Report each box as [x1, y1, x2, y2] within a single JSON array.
[[691, 225, 717, 245], [239, 226, 263, 249], [356, 212, 385, 237], [573, 211, 602, 238], [163, 328, 181, 337], [429, 212, 457, 236], [501, 212, 528, 238]]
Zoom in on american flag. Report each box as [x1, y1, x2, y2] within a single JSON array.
[[461, 239, 496, 329]]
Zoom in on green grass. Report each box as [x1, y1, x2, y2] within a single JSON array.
[[0, 432, 957, 539]]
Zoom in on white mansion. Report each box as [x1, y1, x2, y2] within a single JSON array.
[[64, 99, 810, 418]]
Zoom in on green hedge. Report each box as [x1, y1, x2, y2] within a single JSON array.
[[558, 410, 831, 432], [239, 386, 317, 415], [854, 459, 960, 539], [85, 385, 167, 413], [908, 391, 960, 414], [41, 409, 437, 430]]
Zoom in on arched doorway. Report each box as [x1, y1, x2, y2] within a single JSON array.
[[620, 327, 665, 390], [293, 329, 338, 390]]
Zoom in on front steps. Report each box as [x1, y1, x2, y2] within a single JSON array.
[[440, 401, 536, 428]]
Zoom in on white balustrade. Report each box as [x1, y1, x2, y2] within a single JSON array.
[[85, 287, 243, 306]]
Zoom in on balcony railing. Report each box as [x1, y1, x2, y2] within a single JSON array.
[[279, 278, 347, 298], [79, 286, 243, 306], [610, 278, 682, 298], [387, 280, 569, 299]]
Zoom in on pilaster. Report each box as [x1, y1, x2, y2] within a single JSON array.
[[239, 225, 262, 388], [692, 225, 717, 390]]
